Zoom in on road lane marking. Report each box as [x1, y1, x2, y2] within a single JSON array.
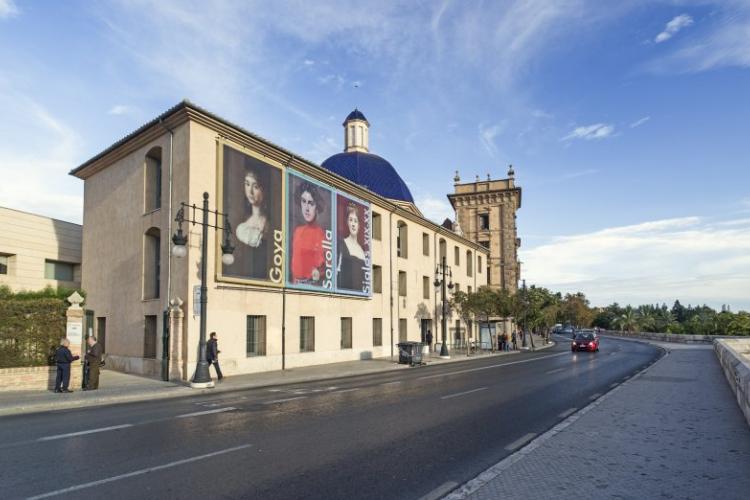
[[504, 433, 536, 451], [418, 481, 459, 500], [263, 396, 307, 405], [441, 387, 487, 400], [544, 367, 565, 375], [332, 388, 361, 394], [381, 381, 402, 386], [37, 425, 133, 442], [176, 407, 237, 418], [418, 352, 568, 380], [26, 444, 252, 499], [558, 408, 577, 419]]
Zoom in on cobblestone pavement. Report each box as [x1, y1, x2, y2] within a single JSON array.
[[449, 341, 750, 500]]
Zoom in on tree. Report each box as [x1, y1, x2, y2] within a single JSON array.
[[560, 292, 594, 328]]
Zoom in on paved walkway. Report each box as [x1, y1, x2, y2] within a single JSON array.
[[448, 339, 750, 500], [0, 334, 551, 416]]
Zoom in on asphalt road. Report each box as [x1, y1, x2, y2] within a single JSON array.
[[0, 336, 662, 500]]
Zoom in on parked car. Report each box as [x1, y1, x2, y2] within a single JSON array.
[[571, 331, 599, 352], [560, 326, 575, 337]]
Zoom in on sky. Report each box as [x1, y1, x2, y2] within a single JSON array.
[[0, 0, 748, 311]]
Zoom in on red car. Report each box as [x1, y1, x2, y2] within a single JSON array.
[[571, 331, 599, 352]]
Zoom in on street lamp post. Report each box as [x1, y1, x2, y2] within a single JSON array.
[[171, 192, 235, 388], [521, 279, 528, 349], [434, 256, 454, 359]]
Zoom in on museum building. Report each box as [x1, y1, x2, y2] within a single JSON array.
[[71, 101, 492, 381]]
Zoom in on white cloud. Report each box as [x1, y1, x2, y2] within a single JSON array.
[[629, 116, 650, 128], [414, 194, 453, 224], [520, 215, 750, 311], [655, 14, 694, 44], [561, 168, 599, 180], [0, 0, 19, 19], [108, 104, 133, 116], [303, 59, 315, 66], [561, 123, 615, 141], [479, 122, 506, 157]]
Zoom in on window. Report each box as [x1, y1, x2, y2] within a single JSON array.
[[372, 212, 382, 240], [0, 254, 8, 275], [373, 265, 382, 293], [398, 271, 407, 297], [455, 320, 462, 341], [439, 239, 446, 260], [45, 260, 74, 281], [397, 221, 408, 258], [422, 233, 430, 256], [467, 251, 473, 277], [247, 315, 267, 356], [478, 213, 489, 230], [341, 317, 353, 349], [478, 256, 482, 272], [300, 316, 315, 352], [144, 315, 157, 359], [454, 283, 460, 293], [399, 318, 407, 342], [143, 228, 161, 299], [468, 286, 472, 294], [96, 317, 107, 353], [423, 276, 430, 299], [144, 147, 162, 212], [454, 246, 460, 266], [373, 318, 383, 347]]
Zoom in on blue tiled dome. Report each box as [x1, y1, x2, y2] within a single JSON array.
[[344, 109, 368, 125], [321, 151, 414, 203]]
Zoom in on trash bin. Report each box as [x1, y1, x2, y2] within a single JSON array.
[[397, 341, 424, 366]]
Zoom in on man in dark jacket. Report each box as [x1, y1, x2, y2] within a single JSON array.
[[84, 336, 103, 390], [54, 338, 79, 393], [206, 332, 223, 381], [425, 330, 433, 353]]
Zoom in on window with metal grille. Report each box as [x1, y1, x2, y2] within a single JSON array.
[[247, 315, 267, 356], [373, 318, 382, 346], [144, 315, 157, 358], [341, 317, 352, 349], [300, 316, 315, 352]]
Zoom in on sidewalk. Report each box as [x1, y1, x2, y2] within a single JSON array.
[[448, 339, 750, 500], [0, 334, 551, 417]]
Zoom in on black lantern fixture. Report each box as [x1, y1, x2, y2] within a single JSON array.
[[171, 192, 234, 388], [434, 256, 454, 358]]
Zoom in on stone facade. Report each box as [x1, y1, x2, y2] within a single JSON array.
[[448, 169, 521, 292]]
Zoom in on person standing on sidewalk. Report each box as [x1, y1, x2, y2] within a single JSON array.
[[54, 338, 79, 393], [207, 332, 224, 381], [84, 336, 103, 390], [511, 330, 518, 350], [426, 330, 433, 353]]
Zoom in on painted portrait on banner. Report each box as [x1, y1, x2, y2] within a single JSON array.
[[286, 170, 334, 291], [335, 193, 371, 295], [220, 143, 284, 285]]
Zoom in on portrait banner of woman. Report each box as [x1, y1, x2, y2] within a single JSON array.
[[218, 143, 284, 286], [286, 170, 334, 291], [335, 193, 371, 296]]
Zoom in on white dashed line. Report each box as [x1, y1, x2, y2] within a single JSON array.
[[263, 396, 307, 405], [176, 407, 237, 418], [441, 387, 487, 400], [333, 388, 361, 394], [37, 424, 133, 442]]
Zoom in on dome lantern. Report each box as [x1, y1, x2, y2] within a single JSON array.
[[343, 109, 369, 153]]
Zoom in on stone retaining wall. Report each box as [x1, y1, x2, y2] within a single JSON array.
[[714, 339, 750, 428], [0, 364, 84, 392], [602, 330, 734, 344]]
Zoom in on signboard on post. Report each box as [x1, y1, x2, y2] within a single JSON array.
[[66, 323, 82, 345]]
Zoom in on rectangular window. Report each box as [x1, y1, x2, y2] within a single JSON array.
[[479, 213, 489, 230], [397, 222, 408, 258], [246, 315, 267, 356], [144, 315, 157, 359], [0, 255, 7, 275], [300, 316, 315, 352], [467, 251, 473, 277], [422, 233, 430, 256], [373, 318, 383, 347], [454, 246, 460, 266], [455, 320, 462, 341], [44, 260, 74, 281], [96, 317, 107, 353], [373, 265, 382, 293], [372, 212, 382, 240], [468, 286, 472, 294], [478, 256, 482, 271], [399, 318, 407, 342], [423, 276, 430, 300], [398, 271, 407, 297], [454, 283, 460, 293], [341, 317, 353, 349]]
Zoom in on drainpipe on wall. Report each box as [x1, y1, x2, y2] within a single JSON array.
[[159, 119, 174, 382], [389, 211, 394, 359]]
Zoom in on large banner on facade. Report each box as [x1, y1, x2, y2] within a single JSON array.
[[286, 170, 335, 292], [218, 143, 284, 286], [335, 192, 371, 296]]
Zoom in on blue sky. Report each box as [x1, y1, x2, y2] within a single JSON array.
[[1, 0, 748, 310]]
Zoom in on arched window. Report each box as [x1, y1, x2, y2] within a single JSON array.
[[143, 227, 161, 299], [144, 147, 162, 212]]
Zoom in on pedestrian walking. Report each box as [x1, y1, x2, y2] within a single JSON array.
[[511, 331, 518, 350], [426, 330, 433, 353], [497, 333, 503, 352], [84, 336, 103, 390], [504, 333, 510, 351], [207, 332, 224, 381], [54, 338, 79, 393]]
